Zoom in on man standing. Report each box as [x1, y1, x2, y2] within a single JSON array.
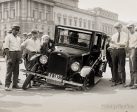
[[4, 25, 21, 91], [21, 30, 41, 70], [110, 22, 128, 86], [126, 24, 137, 89]]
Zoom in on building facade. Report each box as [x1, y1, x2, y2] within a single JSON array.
[[0, 0, 119, 48]]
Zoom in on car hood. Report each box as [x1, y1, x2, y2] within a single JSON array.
[[55, 46, 89, 56]]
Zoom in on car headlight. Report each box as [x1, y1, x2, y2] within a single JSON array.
[[39, 55, 48, 64], [71, 62, 80, 72]]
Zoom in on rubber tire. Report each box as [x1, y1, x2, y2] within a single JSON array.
[[22, 74, 34, 90]]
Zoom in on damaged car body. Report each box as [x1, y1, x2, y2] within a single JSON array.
[[21, 25, 108, 90]]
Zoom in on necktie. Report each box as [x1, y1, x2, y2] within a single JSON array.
[[117, 32, 120, 43]]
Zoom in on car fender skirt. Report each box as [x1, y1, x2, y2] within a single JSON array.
[[80, 66, 93, 77]]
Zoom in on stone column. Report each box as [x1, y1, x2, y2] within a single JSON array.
[[1, 3, 4, 20]]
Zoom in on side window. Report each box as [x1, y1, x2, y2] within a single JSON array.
[[59, 29, 69, 44], [92, 33, 102, 50]]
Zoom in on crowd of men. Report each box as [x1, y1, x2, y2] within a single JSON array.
[[2, 25, 53, 91], [1, 22, 137, 91], [107, 22, 137, 89]]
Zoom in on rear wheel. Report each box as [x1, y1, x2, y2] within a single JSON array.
[[22, 74, 34, 90]]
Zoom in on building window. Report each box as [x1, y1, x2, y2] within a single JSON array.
[[69, 18, 72, 26], [79, 18, 82, 27], [4, 10, 8, 19], [92, 22, 95, 30], [88, 20, 91, 29], [57, 16, 61, 24], [11, 9, 15, 18], [39, 11, 42, 19], [46, 11, 51, 21], [83, 20, 86, 28], [10, 2, 15, 18], [35, 24, 38, 29], [33, 10, 38, 19], [63, 17, 67, 25], [4, 3, 8, 19], [74, 18, 77, 26]]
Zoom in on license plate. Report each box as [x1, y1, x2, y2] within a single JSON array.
[[48, 73, 63, 80], [46, 73, 64, 85]]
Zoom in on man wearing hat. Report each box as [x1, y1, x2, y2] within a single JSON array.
[[109, 22, 128, 86], [27, 32, 32, 39], [126, 23, 137, 89], [4, 25, 22, 91], [21, 30, 41, 70]]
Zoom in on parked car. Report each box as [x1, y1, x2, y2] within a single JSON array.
[[21, 25, 108, 90]]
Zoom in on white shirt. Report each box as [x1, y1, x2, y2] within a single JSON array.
[[128, 32, 137, 48], [110, 31, 128, 48], [4, 34, 21, 51], [21, 38, 41, 52]]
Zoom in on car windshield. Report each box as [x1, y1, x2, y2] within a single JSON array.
[[58, 28, 91, 48]]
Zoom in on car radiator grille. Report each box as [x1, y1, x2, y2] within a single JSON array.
[[48, 53, 68, 75]]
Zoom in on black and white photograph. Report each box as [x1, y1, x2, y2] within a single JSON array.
[[0, 0, 137, 112]]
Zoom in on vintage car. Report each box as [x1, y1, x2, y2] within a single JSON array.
[[21, 25, 108, 90]]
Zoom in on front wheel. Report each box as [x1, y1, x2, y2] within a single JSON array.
[[22, 74, 34, 90]]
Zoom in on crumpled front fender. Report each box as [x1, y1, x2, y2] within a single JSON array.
[[30, 54, 41, 61]]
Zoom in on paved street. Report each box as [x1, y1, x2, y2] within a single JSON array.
[[0, 57, 136, 112]]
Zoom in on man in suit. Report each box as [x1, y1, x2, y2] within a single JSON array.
[[110, 22, 128, 86]]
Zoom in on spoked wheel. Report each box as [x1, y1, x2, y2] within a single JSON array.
[[22, 74, 34, 90]]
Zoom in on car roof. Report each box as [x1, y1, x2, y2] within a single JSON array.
[[56, 25, 107, 36]]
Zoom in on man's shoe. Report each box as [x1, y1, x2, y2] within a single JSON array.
[[111, 83, 117, 87], [130, 85, 137, 89], [5, 86, 11, 91], [124, 84, 133, 87], [12, 85, 21, 89]]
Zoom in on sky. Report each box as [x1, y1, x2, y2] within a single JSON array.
[[78, 0, 137, 22]]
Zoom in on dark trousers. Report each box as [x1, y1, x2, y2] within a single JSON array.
[[129, 48, 137, 85], [111, 48, 126, 84], [5, 51, 21, 87]]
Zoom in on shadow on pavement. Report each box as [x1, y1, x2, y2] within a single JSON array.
[[0, 108, 11, 112]]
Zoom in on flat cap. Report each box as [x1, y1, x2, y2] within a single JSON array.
[[126, 23, 135, 28], [114, 22, 122, 28], [31, 30, 38, 34], [11, 25, 20, 30]]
